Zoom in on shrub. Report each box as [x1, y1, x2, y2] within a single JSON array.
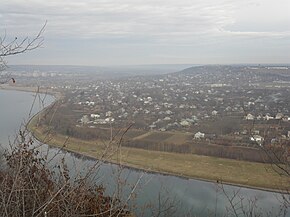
[[0, 130, 131, 217]]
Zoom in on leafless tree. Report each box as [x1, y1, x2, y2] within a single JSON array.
[[218, 112, 290, 217], [0, 90, 136, 216], [0, 22, 46, 84]]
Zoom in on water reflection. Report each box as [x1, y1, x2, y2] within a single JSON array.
[[42, 144, 289, 216]]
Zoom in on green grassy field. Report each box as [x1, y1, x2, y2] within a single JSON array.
[[28, 116, 289, 191]]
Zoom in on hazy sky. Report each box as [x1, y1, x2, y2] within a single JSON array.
[[1, 0, 290, 66]]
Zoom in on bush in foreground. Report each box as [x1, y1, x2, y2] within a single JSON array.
[[0, 131, 131, 217]]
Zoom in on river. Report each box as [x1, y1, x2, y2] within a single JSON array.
[[0, 89, 289, 217]]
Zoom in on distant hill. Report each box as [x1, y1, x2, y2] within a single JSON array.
[[7, 65, 106, 74], [174, 64, 290, 80], [7, 64, 199, 77]]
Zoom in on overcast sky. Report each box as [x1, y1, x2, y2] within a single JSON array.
[[1, 0, 290, 66]]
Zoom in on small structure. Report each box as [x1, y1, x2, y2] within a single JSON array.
[[105, 117, 115, 123], [250, 135, 264, 146], [91, 114, 100, 118], [264, 114, 274, 121], [212, 110, 218, 116], [80, 115, 89, 125], [164, 116, 171, 121], [106, 111, 113, 117], [282, 116, 289, 122], [245, 113, 255, 120], [275, 113, 283, 120], [180, 120, 190, 127], [194, 132, 205, 139]]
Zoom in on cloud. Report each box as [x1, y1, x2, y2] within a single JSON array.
[[1, 0, 289, 65], [0, 0, 236, 39], [223, 30, 290, 39]]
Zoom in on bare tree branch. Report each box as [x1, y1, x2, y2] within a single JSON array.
[[0, 22, 47, 85], [0, 22, 46, 58]]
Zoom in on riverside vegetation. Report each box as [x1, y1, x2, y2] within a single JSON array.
[[0, 89, 288, 217], [19, 65, 289, 192], [28, 98, 289, 191], [0, 129, 132, 217]]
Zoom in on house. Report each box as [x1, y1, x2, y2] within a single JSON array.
[[194, 132, 205, 139], [282, 116, 289, 122], [180, 120, 190, 127], [105, 117, 115, 123], [106, 111, 113, 117], [91, 114, 100, 119], [165, 110, 173, 115], [86, 101, 95, 106], [212, 110, 218, 116], [275, 113, 283, 120], [245, 113, 255, 120], [250, 135, 264, 146], [147, 96, 153, 102], [264, 114, 274, 121]]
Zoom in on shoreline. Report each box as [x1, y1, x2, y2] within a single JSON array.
[[28, 118, 288, 194], [45, 142, 287, 194], [4, 86, 287, 194]]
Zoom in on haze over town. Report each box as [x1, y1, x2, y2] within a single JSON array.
[[0, 0, 290, 216]]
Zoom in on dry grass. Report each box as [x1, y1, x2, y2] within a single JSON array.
[[131, 131, 192, 145], [163, 133, 192, 145], [29, 121, 289, 191]]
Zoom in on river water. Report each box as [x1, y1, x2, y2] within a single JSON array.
[[0, 89, 289, 217]]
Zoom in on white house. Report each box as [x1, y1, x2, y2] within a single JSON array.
[[180, 120, 190, 127], [164, 116, 171, 121], [275, 113, 283, 120], [250, 135, 264, 146], [245, 114, 255, 120], [106, 111, 113, 117], [212, 110, 218, 116], [194, 132, 205, 139], [91, 114, 100, 119], [105, 117, 115, 123], [264, 114, 274, 121], [86, 101, 95, 106]]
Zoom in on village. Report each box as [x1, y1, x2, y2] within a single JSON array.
[[71, 66, 290, 140], [11, 65, 290, 149]]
